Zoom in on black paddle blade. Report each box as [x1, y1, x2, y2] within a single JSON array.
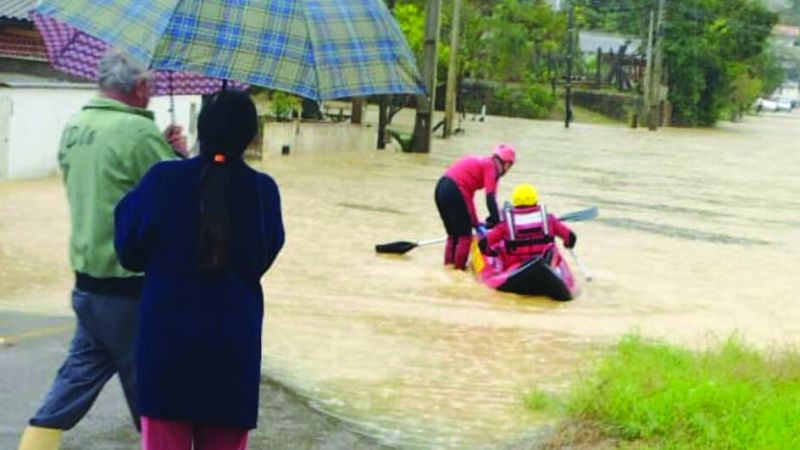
[[560, 207, 598, 222], [375, 241, 419, 254]]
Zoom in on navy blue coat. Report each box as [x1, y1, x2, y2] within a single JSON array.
[[114, 157, 284, 429]]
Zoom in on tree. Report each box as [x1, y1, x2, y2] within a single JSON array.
[[394, 3, 426, 56], [755, 49, 789, 95], [769, 0, 800, 26], [393, 1, 453, 82], [574, 0, 779, 126], [667, 0, 777, 125], [729, 63, 763, 120], [460, 0, 566, 83], [394, 0, 566, 84]]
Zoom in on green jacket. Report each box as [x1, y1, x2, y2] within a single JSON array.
[[58, 96, 177, 278]]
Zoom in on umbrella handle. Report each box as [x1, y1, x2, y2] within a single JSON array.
[[169, 93, 176, 126]]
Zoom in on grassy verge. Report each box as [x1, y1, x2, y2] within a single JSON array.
[[532, 334, 800, 449]]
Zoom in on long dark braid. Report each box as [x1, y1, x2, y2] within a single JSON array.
[[196, 89, 258, 271]]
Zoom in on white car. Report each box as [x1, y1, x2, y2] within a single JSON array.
[[776, 98, 794, 112], [757, 98, 778, 112]]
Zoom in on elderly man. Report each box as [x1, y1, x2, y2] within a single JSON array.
[[18, 50, 188, 450]]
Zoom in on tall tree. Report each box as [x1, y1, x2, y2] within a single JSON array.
[[574, 0, 778, 126]]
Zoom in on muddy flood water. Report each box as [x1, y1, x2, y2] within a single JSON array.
[[1, 111, 799, 448]]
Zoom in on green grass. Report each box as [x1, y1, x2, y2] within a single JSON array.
[[523, 387, 561, 414], [538, 334, 800, 449]]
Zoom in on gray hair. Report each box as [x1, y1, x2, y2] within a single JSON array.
[[98, 49, 150, 94]]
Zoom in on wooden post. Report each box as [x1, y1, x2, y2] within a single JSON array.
[[649, 0, 666, 131], [444, 0, 462, 138], [616, 46, 626, 91], [643, 9, 655, 126], [565, 4, 575, 129], [411, 0, 442, 153], [377, 0, 396, 149], [377, 96, 388, 149]]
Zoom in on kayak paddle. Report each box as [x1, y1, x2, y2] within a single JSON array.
[[375, 237, 448, 255], [374, 207, 598, 255], [568, 248, 593, 282], [559, 206, 598, 223]]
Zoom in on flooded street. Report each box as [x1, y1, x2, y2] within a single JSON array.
[[2, 111, 799, 448]]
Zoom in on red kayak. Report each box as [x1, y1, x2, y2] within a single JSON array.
[[470, 238, 579, 301]]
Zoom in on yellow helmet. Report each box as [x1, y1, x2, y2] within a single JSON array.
[[512, 183, 539, 207]]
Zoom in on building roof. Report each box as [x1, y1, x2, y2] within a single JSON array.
[[0, 33, 47, 60], [0, 0, 36, 21], [0, 80, 95, 89]]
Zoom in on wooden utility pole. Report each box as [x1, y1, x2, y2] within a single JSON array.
[[564, 4, 575, 129], [643, 9, 655, 126], [444, 0, 462, 138], [648, 0, 666, 131], [377, 97, 388, 148], [377, 0, 397, 149], [411, 0, 442, 152]]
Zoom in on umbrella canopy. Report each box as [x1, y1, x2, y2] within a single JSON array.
[[33, 0, 426, 100], [33, 14, 243, 96]]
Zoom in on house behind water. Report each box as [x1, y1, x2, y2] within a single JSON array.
[[0, 0, 199, 180]]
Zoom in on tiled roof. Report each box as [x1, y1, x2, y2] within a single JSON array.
[[0, 0, 37, 21], [0, 33, 47, 60]]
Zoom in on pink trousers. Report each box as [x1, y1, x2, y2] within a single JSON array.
[[445, 235, 472, 269], [141, 416, 249, 450]]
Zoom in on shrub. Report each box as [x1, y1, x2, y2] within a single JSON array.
[[270, 91, 300, 121]]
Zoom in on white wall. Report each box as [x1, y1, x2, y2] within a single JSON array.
[[261, 120, 377, 157], [5, 86, 94, 179], [149, 95, 200, 140], [0, 90, 11, 179], [0, 84, 200, 180]]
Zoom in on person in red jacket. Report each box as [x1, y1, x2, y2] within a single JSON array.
[[479, 183, 576, 270], [434, 144, 515, 270]]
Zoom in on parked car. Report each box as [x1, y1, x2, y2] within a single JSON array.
[[755, 98, 778, 112], [776, 98, 794, 112]]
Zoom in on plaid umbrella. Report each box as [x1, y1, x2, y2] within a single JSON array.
[[33, 14, 244, 96], [33, 0, 426, 100]]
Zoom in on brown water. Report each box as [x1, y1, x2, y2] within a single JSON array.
[[2, 112, 799, 448]]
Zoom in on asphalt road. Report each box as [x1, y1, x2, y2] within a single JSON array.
[[0, 311, 390, 450]]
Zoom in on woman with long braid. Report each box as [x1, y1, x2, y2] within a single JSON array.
[[114, 89, 284, 450]]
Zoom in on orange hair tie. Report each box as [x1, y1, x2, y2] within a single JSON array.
[[213, 154, 226, 163]]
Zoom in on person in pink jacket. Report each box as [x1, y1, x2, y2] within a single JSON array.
[[434, 144, 515, 269], [479, 183, 576, 270]]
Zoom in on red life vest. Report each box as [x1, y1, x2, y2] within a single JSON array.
[[503, 204, 554, 257]]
